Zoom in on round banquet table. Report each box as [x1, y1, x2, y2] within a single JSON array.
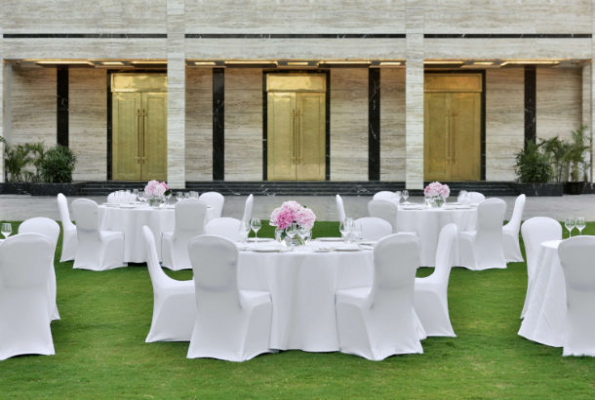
[[397, 204, 477, 266], [237, 240, 374, 352], [518, 239, 565, 347]]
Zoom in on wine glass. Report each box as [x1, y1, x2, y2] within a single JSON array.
[[297, 225, 311, 246], [132, 189, 139, 202], [394, 191, 402, 205], [1, 223, 12, 239], [176, 192, 184, 203], [564, 217, 576, 238], [575, 216, 586, 235], [286, 223, 298, 246], [457, 190, 468, 205], [402, 190, 409, 203], [352, 221, 362, 243], [250, 218, 262, 242], [238, 219, 250, 243]]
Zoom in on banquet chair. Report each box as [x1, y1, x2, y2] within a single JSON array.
[[57, 193, 77, 262], [0, 233, 55, 361], [187, 235, 272, 361], [242, 194, 254, 223], [142, 226, 196, 342], [458, 198, 507, 270], [205, 217, 243, 242], [414, 223, 458, 337], [336, 194, 346, 223], [503, 194, 526, 262], [107, 191, 136, 204], [335, 233, 424, 360], [354, 217, 392, 242], [71, 198, 125, 271], [161, 200, 208, 271], [373, 191, 396, 202], [558, 236, 595, 357], [367, 199, 416, 236], [466, 191, 486, 205], [18, 217, 61, 321], [519, 217, 561, 319], [198, 191, 225, 219]]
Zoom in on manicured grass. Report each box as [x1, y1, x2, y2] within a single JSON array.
[[1, 221, 595, 399]]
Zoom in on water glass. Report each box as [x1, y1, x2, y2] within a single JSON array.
[[564, 217, 576, 238], [286, 223, 298, 246], [457, 190, 468, 204], [297, 225, 311, 245], [250, 218, 262, 241], [238, 219, 250, 243], [339, 220, 349, 241], [1, 223, 12, 239], [402, 190, 409, 203], [394, 191, 402, 204], [575, 216, 586, 235]]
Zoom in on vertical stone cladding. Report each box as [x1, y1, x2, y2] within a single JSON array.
[[582, 63, 592, 183], [167, 0, 186, 188], [380, 68, 406, 181]]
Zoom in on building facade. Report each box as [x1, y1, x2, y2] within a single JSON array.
[[0, 0, 593, 189]]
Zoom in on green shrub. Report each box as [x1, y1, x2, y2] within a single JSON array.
[[515, 141, 553, 183], [39, 145, 77, 183]]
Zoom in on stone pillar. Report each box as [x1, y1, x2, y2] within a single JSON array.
[[0, 50, 4, 183], [583, 63, 592, 184], [166, 0, 186, 189], [405, 0, 425, 190]]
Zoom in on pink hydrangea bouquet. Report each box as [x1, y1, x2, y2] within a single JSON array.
[[144, 180, 172, 197], [424, 181, 450, 199], [269, 201, 316, 230]]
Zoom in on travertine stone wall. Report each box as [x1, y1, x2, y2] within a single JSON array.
[[10, 68, 56, 147], [0, 37, 4, 182], [69, 69, 107, 181], [582, 64, 592, 182], [485, 69, 524, 181], [380, 68, 406, 181], [330, 69, 368, 181], [536, 69, 583, 142], [224, 69, 263, 181], [185, 68, 213, 181]]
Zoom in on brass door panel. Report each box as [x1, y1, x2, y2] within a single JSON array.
[[267, 92, 297, 181], [424, 74, 481, 182], [112, 74, 168, 181], [296, 93, 325, 181]]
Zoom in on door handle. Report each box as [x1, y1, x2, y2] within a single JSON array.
[[291, 109, 298, 162], [297, 111, 302, 161], [449, 114, 455, 162], [137, 109, 144, 164], [142, 109, 147, 164]]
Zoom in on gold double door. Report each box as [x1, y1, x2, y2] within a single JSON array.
[[267, 74, 326, 181], [112, 74, 167, 181], [424, 74, 481, 181]]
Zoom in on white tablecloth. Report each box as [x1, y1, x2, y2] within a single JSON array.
[[237, 240, 374, 352], [397, 205, 477, 266], [518, 240, 565, 347]]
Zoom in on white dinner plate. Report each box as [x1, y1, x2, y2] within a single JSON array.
[[359, 241, 376, 246], [332, 245, 361, 252], [248, 238, 274, 243], [316, 237, 343, 242], [252, 246, 283, 253], [313, 247, 331, 253], [119, 204, 138, 209]]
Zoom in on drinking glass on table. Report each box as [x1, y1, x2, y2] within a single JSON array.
[[238, 219, 250, 243], [564, 217, 576, 238], [297, 225, 311, 245], [457, 190, 468, 204], [352, 221, 362, 243], [402, 190, 409, 203], [339, 220, 349, 242], [575, 216, 586, 235], [1, 223, 12, 239], [250, 218, 262, 242], [394, 191, 402, 205], [132, 189, 139, 201], [286, 223, 298, 246]]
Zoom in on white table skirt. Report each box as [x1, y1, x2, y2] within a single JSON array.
[[397, 206, 477, 266], [518, 240, 565, 347], [237, 241, 374, 352]]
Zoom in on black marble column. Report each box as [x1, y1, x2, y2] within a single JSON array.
[[368, 68, 381, 181], [524, 66, 537, 147], [57, 67, 69, 147], [213, 68, 225, 180]]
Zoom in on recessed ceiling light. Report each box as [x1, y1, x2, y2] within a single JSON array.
[[100, 61, 125, 66], [424, 60, 464, 65], [36, 60, 94, 66], [193, 61, 217, 66], [379, 61, 403, 67], [286, 61, 309, 66], [500, 60, 560, 66]]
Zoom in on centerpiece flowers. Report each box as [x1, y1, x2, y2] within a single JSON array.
[[269, 201, 316, 245], [144, 180, 172, 208], [424, 181, 450, 208]]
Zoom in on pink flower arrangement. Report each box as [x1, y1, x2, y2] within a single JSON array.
[[424, 181, 450, 199], [144, 180, 171, 197], [270, 201, 316, 230]]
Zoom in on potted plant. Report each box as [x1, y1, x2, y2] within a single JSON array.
[[561, 126, 589, 195], [514, 141, 561, 196], [28, 145, 78, 195]]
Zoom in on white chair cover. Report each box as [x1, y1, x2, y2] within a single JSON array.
[[355, 217, 392, 242], [187, 235, 272, 361], [466, 191, 486, 205], [142, 226, 196, 342], [198, 191, 225, 219], [336, 194, 346, 223], [71, 199, 125, 271], [57, 193, 77, 262], [18, 217, 61, 321], [503, 194, 526, 262], [414, 223, 458, 337], [161, 199, 208, 271], [0, 233, 55, 360], [335, 234, 424, 360], [373, 191, 396, 202], [520, 217, 562, 318], [242, 194, 254, 223], [558, 236, 595, 357], [459, 198, 507, 271], [205, 217, 243, 242], [368, 199, 398, 233]]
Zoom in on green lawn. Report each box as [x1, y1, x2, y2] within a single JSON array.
[[1, 221, 595, 399]]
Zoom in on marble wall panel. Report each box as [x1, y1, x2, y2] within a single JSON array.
[[330, 69, 368, 181], [69, 69, 107, 181], [185, 68, 212, 181], [224, 69, 263, 181], [0, 50, 4, 182], [536, 68, 583, 142], [10, 68, 57, 147], [3, 0, 167, 33], [380, 68, 406, 181], [485, 69, 524, 181], [185, 0, 405, 34]]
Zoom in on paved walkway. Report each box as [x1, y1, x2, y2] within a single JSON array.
[[1, 193, 594, 222]]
